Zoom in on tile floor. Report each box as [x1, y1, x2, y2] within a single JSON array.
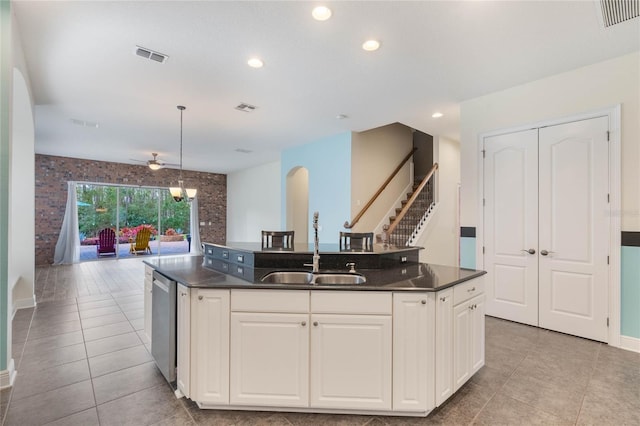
[[1, 258, 639, 425]]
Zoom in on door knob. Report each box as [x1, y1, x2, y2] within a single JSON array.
[[521, 249, 536, 255], [540, 250, 555, 256]]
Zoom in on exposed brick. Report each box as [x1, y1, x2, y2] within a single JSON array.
[[35, 154, 226, 265]]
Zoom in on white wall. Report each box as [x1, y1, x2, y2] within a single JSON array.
[[10, 11, 35, 312], [10, 68, 35, 311], [460, 52, 640, 231], [351, 123, 413, 232], [418, 136, 460, 266], [227, 160, 281, 242]]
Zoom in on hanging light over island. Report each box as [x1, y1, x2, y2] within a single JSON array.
[[169, 105, 197, 202]]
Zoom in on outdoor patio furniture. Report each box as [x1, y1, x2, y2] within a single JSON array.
[[97, 228, 117, 256], [130, 227, 152, 255]]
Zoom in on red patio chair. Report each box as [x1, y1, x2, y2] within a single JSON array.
[[97, 228, 117, 256]]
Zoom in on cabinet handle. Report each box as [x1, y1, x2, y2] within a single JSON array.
[[421, 299, 427, 305], [313, 321, 318, 326], [301, 321, 306, 326], [467, 287, 476, 292], [181, 292, 185, 297], [440, 296, 447, 302], [198, 295, 203, 300]]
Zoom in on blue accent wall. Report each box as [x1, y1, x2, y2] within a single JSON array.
[[621, 246, 640, 339], [281, 132, 352, 244], [460, 237, 476, 269]]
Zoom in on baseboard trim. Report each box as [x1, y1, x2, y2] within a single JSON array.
[[12, 294, 36, 316], [0, 358, 16, 389], [619, 335, 640, 353]]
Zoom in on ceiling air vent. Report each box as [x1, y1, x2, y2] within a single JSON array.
[[135, 46, 169, 63], [235, 148, 253, 154], [599, 0, 639, 27], [235, 103, 257, 112]]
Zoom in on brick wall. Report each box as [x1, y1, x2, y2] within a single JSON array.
[[35, 154, 226, 265]]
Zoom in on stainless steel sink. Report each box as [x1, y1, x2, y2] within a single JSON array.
[[260, 271, 366, 285], [260, 271, 314, 284], [312, 273, 366, 285]]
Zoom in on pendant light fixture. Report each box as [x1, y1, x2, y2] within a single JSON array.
[[169, 105, 197, 202]]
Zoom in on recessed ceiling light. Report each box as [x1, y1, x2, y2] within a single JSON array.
[[336, 114, 348, 120], [247, 58, 264, 68], [362, 40, 380, 51], [312, 6, 332, 21], [432, 112, 444, 118]]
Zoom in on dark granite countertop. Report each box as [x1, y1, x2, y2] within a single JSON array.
[[143, 255, 486, 292]]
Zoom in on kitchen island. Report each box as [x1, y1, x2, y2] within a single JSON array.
[[143, 243, 486, 417]]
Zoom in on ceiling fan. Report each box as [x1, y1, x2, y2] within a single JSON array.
[[130, 153, 179, 170]]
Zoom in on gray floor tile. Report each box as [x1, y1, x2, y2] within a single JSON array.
[[27, 319, 82, 340], [469, 365, 512, 394], [34, 303, 80, 315], [24, 330, 84, 352], [118, 300, 144, 311], [89, 344, 153, 378], [124, 308, 145, 321], [137, 329, 150, 344], [43, 408, 100, 426], [93, 361, 166, 405], [31, 310, 80, 326], [81, 312, 129, 329], [19, 343, 87, 373], [85, 331, 142, 357], [283, 411, 373, 426], [0, 387, 11, 424], [79, 305, 123, 319], [11, 359, 90, 401], [500, 367, 585, 422], [483, 341, 527, 374], [76, 293, 114, 303], [473, 393, 572, 425], [130, 317, 145, 331], [78, 298, 118, 311], [83, 320, 134, 342], [96, 383, 185, 426], [4, 380, 95, 426], [577, 376, 640, 425]]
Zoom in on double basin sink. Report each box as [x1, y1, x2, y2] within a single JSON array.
[[261, 271, 366, 286]]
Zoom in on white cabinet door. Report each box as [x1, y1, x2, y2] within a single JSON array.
[[392, 293, 434, 412], [453, 300, 471, 392], [176, 284, 191, 398], [143, 266, 153, 342], [192, 289, 230, 405], [453, 294, 485, 392], [435, 288, 454, 406], [230, 312, 309, 407], [310, 314, 392, 410], [470, 295, 485, 375]]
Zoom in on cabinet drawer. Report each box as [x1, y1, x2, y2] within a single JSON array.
[[453, 276, 484, 306], [231, 289, 309, 313], [311, 291, 391, 315], [144, 265, 154, 280]]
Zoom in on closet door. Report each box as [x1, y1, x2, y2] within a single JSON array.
[[483, 129, 539, 326], [538, 117, 609, 342]]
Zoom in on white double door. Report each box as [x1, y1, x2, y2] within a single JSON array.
[[483, 116, 609, 342]]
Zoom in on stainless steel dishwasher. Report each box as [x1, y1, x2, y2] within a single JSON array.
[[151, 270, 176, 383]]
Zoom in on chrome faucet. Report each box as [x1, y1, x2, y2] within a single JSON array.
[[312, 212, 320, 273]]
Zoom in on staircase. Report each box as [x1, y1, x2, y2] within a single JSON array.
[[379, 164, 438, 247]]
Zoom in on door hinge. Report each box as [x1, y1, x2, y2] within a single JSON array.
[[482, 150, 486, 158], [482, 246, 485, 254], [607, 255, 610, 265], [607, 193, 610, 203], [483, 198, 486, 206], [607, 317, 609, 327], [607, 131, 610, 142]]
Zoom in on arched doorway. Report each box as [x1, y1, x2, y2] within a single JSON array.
[[286, 167, 309, 245]]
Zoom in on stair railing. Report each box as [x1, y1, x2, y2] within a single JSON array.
[[385, 162, 438, 245], [344, 147, 417, 229]]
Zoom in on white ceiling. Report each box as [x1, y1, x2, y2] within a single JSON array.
[[13, 1, 640, 174]]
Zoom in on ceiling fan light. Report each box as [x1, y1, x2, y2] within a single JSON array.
[[148, 163, 162, 171]]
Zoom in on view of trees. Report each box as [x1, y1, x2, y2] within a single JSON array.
[[77, 184, 190, 240]]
